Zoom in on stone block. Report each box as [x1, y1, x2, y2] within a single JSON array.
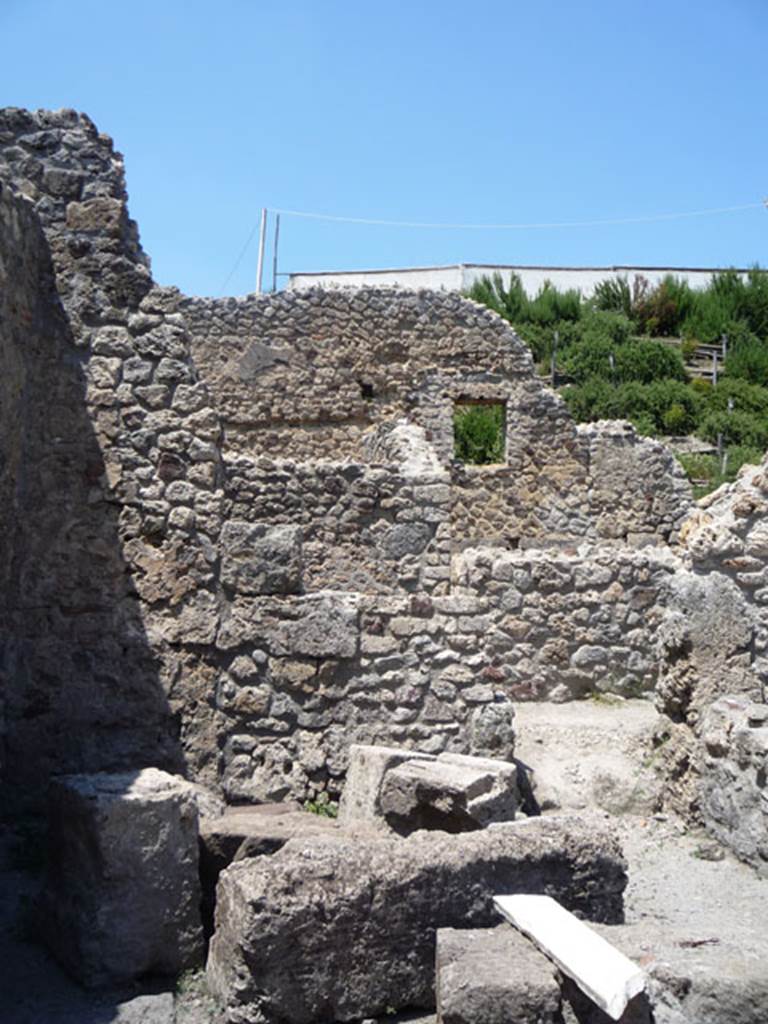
[[199, 802, 340, 936], [436, 926, 561, 1024], [38, 768, 204, 987], [207, 817, 627, 1024], [379, 753, 517, 835], [220, 520, 303, 595], [284, 593, 360, 658], [338, 743, 435, 827]]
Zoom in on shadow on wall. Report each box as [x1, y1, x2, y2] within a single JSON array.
[[0, 182, 183, 813]]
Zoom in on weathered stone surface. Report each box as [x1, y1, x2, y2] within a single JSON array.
[[699, 696, 768, 874], [338, 744, 436, 827], [586, 920, 768, 1024], [38, 768, 204, 986], [513, 701, 662, 816], [207, 816, 627, 1023], [220, 520, 303, 595], [436, 926, 561, 1024], [379, 753, 517, 835], [199, 802, 340, 934]]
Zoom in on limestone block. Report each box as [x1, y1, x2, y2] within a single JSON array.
[[380, 753, 517, 834], [38, 768, 204, 987], [338, 743, 435, 827], [220, 520, 302, 594], [207, 817, 627, 1024], [436, 926, 561, 1024]]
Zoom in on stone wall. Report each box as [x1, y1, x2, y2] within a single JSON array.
[[0, 107, 699, 809], [0, 178, 182, 799], [655, 459, 768, 819], [222, 457, 452, 595], [454, 546, 679, 701]]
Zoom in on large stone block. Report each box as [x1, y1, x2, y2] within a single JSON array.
[[207, 817, 627, 1024], [436, 926, 561, 1024], [199, 802, 340, 936], [220, 520, 303, 595], [38, 768, 204, 987]]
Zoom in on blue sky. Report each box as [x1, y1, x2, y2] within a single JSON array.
[[2, 0, 767, 296]]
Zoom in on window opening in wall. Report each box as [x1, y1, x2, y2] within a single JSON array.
[[359, 381, 375, 400], [453, 402, 506, 465]]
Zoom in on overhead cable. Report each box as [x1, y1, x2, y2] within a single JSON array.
[[269, 201, 765, 230]]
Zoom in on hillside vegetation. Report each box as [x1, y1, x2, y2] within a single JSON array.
[[467, 270, 768, 492]]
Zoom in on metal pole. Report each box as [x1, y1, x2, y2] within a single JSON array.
[[255, 207, 267, 295], [712, 350, 718, 387], [272, 214, 281, 293]]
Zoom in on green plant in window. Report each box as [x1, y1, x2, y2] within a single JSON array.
[[453, 404, 505, 464]]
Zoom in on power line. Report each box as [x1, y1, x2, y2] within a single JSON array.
[[219, 222, 260, 294], [269, 201, 765, 230]]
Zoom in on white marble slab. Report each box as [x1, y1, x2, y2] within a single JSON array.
[[494, 893, 645, 1020]]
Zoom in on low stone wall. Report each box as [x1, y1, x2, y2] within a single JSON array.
[[212, 545, 678, 803], [455, 546, 679, 701]]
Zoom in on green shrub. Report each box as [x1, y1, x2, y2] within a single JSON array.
[[681, 336, 701, 360], [563, 337, 686, 386], [560, 378, 613, 422], [515, 319, 582, 363], [725, 335, 768, 386], [467, 273, 582, 330], [644, 380, 701, 431], [629, 412, 658, 437], [698, 409, 768, 449], [467, 272, 529, 324], [663, 403, 689, 434], [636, 275, 695, 336], [705, 377, 768, 416], [593, 276, 633, 319], [677, 445, 764, 496], [453, 404, 505, 464], [690, 377, 712, 396]]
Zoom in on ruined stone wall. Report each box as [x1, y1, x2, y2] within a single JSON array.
[[0, 178, 182, 799], [183, 288, 692, 549], [0, 107, 697, 809], [0, 110, 226, 800], [453, 546, 678, 701], [654, 460, 768, 819], [180, 290, 552, 463]]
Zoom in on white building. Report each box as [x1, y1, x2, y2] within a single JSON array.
[[287, 263, 756, 297]]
